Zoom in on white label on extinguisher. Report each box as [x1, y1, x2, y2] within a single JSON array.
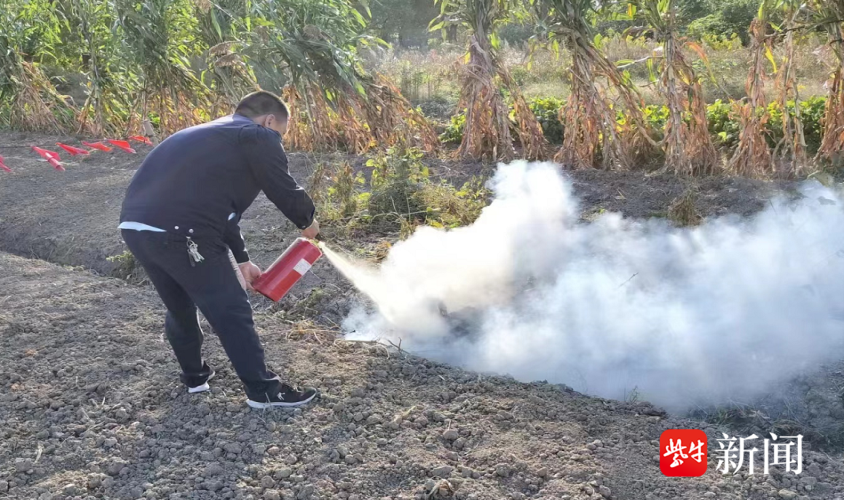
[[293, 258, 312, 275]]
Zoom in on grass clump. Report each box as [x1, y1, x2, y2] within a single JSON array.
[[668, 188, 702, 227], [314, 147, 490, 237], [107, 250, 146, 283]]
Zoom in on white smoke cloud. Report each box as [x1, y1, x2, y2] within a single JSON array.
[[334, 161, 844, 410]]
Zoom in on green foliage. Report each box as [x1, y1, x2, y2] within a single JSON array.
[[631, 96, 828, 154], [366, 147, 489, 231], [0, 0, 387, 135], [59, 0, 134, 133], [315, 147, 489, 234], [0, 0, 77, 131], [115, 0, 203, 91], [331, 163, 362, 218], [677, 0, 710, 24], [706, 99, 740, 148], [367, 147, 429, 221], [440, 112, 466, 144], [800, 96, 826, 155], [699, 32, 742, 51], [244, 0, 382, 94], [767, 96, 827, 154], [441, 98, 564, 145], [370, 0, 439, 46], [527, 96, 564, 143], [497, 21, 535, 47], [431, 0, 531, 34], [685, 0, 767, 44], [107, 250, 146, 283], [642, 104, 671, 134]]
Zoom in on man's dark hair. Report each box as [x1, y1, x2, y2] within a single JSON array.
[[235, 91, 289, 121]]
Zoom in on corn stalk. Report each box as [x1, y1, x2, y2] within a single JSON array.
[[116, 0, 212, 135], [363, 75, 440, 152], [628, 0, 719, 175], [246, 0, 437, 154], [194, 0, 259, 112], [728, 0, 776, 177], [772, 0, 808, 174], [432, 0, 547, 161], [0, 1, 76, 132], [58, 0, 133, 136], [537, 0, 656, 169], [813, 0, 844, 166]]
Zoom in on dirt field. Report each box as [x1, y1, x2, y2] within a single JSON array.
[[1, 131, 843, 500]]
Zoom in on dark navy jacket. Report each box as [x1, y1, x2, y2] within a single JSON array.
[[120, 114, 315, 263]]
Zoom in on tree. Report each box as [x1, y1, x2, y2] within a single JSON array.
[[683, 0, 763, 44], [370, 0, 439, 48]]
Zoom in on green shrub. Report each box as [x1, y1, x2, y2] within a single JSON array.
[[439, 95, 828, 161], [766, 96, 826, 155], [440, 112, 465, 145], [441, 99, 566, 145], [367, 147, 429, 222], [642, 104, 671, 135], [497, 22, 533, 48], [700, 33, 743, 51], [706, 99, 741, 149], [365, 146, 488, 231], [527, 97, 565, 144], [800, 96, 826, 154], [687, 14, 734, 43], [685, 0, 760, 45], [510, 65, 531, 86], [313, 147, 490, 234]]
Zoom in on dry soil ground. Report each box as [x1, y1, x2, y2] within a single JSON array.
[[0, 131, 843, 500]]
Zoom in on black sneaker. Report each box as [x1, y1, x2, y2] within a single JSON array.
[[187, 369, 216, 394], [247, 384, 318, 409]]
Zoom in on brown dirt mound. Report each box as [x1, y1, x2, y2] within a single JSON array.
[[2, 252, 842, 500]]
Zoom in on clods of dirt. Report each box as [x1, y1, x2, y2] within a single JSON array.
[[1, 252, 844, 500]]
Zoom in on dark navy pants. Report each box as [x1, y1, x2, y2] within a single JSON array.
[[121, 229, 281, 401]]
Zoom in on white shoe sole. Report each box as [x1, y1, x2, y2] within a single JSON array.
[[188, 383, 210, 394], [246, 392, 317, 409], [187, 371, 215, 394]]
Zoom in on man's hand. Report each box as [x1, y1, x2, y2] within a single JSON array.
[[301, 219, 320, 240], [238, 261, 262, 291]]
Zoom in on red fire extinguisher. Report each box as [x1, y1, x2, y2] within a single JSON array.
[[253, 238, 322, 301]]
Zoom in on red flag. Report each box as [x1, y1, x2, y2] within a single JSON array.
[[32, 146, 60, 160], [48, 158, 66, 171], [0, 155, 11, 173], [82, 141, 113, 152], [129, 135, 154, 146], [57, 142, 90, 156], [31, 146, 65, 171], [107, 139, 136, 154]]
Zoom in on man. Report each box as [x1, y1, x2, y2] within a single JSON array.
[[119, 91, 320, 409]]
